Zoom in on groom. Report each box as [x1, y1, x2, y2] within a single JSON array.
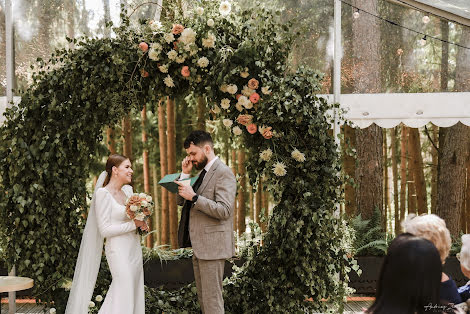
[[176, 130, 237, 314]]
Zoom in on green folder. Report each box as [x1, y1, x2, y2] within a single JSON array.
[[158, 173, 199, 194]]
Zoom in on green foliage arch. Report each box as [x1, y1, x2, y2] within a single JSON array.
[[0, 0, 352, 312]]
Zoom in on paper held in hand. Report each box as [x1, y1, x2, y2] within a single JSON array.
[[158, 173, 199, 194]]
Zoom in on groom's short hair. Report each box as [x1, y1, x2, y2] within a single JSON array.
[[184, 130, 214, 149]]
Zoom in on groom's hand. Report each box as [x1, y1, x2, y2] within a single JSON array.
[[175, 180, 196, 201], [182, 156, 193, 174]]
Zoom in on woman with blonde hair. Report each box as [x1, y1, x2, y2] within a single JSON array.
[[402, 214, 461, 304]]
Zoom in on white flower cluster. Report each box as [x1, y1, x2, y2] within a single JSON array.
[[148, 43, 162, 61], [273, 162, 287, 176], [220, 98, 230, 109], [219, 1, 231, 16], [164, 75, 175, 87], [223, 119, 233, 127], [236, 96, 252, 110], [149, 20, 163, 32], [291, 149, 306, 162], [179, 28, 197, 46], [197, 57, 209, 68], [232, 126, 243, 136], [202, 33, 216, 48], [260, 148, 273, 161]]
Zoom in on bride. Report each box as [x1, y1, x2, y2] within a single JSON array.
[[66, 154, 147, 314]]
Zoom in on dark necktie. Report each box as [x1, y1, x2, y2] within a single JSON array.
[[178, 169, 207, 248]]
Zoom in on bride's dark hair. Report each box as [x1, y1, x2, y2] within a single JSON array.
[[103, 154, 129, 186]]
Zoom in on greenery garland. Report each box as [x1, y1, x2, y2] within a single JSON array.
[[0, 0, 354, 312]]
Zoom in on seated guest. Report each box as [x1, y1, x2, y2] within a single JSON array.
[[367, 233, 443, 313], [402, 214, 462, 305], [457, 234, 470, 301]]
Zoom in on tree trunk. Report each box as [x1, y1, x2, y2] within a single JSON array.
[[197, 96, 206, 131], [103, 0, 111, 38], [122, 114, 132, 160], [440, 21, 449, 92], [352, 0, 382, 220], [399, 126, 408, 227], [466, 157, 470, 234], [343, 125, 356, 216], [142, 105, 152, 247], [408, 128, 427, 214], [231, 150, 238, 232], [255, 181, 262, 225], [249, 187, 254, 221], [391, 127, 399, 235], [262, 188, 269, 233], [167, 98, 177, 248], [158, 102, 169, 245], [383, 129, 389, 231], [431, 125, 439, 213], [237, 150, 246, 235], [106, 127, 116, 154], [152, 164, 161, 245], [67, 0, 75, 49]]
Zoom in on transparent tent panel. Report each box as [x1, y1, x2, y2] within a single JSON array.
[[0, 0, 5, 96]]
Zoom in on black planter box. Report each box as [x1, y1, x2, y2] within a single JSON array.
[[349, 256, 468, 295]]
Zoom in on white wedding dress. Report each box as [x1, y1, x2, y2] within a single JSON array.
[[95, 187, 145, 314]]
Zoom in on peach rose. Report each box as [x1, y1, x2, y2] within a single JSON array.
[[172, 24, 185, 35], [249, 92, 260, 104], [236, 114, 253, 126], [236, 94, 242, 100], [248, 78, 259, 90], [181, 66, 190, 77], [139, 42, 148, 52], [141, 69, 149, 78], [262, 126, 273, 139], [246, 124, 257, 134]]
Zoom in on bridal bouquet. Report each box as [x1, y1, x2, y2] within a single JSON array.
[[125, 193, 154, 234]]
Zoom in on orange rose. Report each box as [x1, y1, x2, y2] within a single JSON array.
[[262, 126, 273, 139], [249, 92, 260, 104], [236, 114, 253, 126], [181, 66, 190, 77], [172, 24, 184, 35], [246, 124, 257, 134], [247, 78, 259, 90], [139, 42, 148, 52]]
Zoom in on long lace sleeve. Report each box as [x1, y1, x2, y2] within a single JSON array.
[[95, 188, 136, 238]]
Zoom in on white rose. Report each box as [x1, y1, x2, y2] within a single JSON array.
[[219, 1, 231, 16], [226, 84, 237, 95], [242, 85, 254, 97], [50, 308, 57, 314], [232, 126, 243, 136], [130, 205, 138, 212], [158, 65, 168, 73], [207, 19, 215, 27], [240, 71, 249, 78], [235, 103, 243, 112], [220, 84, 228, 92], [180, 28, 197, 45], [146, 195, 153, 202], [135, 212, 146, 221], [202, 34, 216, 48], [139, 193, 146, 198], [196, 7, 204, 15], [164, 33, 175, 44], [164, 75, 175, 87], [148, 48, 160, 61], [141, 200, 148, 207], [223, 119, 233, 127], [243, 100, 253, 109], [197, 57, 209, 68], [89, 301, 95, 308], [167, 50, 178, 60], [176, 56, 185, 64], [95, 295, 103, 302], [220, 98, 230, 109], [237, 95, 248, 107]]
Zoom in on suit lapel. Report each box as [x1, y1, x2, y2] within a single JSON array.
[[197, 158, 220, 194]]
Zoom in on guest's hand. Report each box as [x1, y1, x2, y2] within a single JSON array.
[[182, 156, 192, 174], [175, 180, 196, 201]]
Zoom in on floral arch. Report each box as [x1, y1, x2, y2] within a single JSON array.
[[0, 0, 352, 312]]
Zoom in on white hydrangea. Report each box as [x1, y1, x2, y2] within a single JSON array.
[[273, 162, 287, 176], [291, 149, 306, 162], [207, 19, 215, 27], [148, 48, 160, 61], [164, 75, 175, 87], [242, 85, 254, 97], [223, 119, 233, 127], [197, 57, 209, 68], [219, 1, 231, 16], [259, 148, 273, 161], [158, 65, 169, 73], [95, 295, 103, 302], [232, 126, 243, 136], [195, 7, 204, 15], [220, 98, 230, 109], [179, 28, 197, 46], [226, 84, 238, 95], [167, 50, 178, 60], [164, 33, 175, 44]]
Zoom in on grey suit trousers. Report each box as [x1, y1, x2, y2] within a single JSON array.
[[192, 255, 225, 314]]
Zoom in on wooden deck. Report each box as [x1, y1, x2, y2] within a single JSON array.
[[2, 298, 373, 313]]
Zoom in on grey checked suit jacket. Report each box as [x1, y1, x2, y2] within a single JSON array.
[[177, 158, 237, 260]]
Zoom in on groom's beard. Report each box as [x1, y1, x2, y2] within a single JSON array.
[[193, 155, 208, 170]]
